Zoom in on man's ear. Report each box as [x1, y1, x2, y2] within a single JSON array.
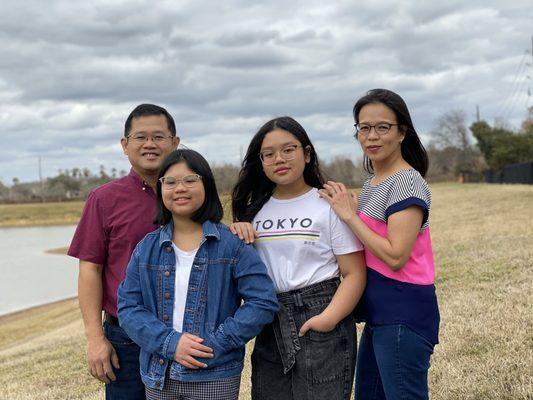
[[172, 136, 180, 149], [120, 137, 128, 155]]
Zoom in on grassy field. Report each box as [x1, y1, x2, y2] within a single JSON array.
[[0, 201, 84, 227], [0, 183, 532, 399]]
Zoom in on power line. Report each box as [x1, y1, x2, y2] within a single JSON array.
[[499, 50, 528, 117]]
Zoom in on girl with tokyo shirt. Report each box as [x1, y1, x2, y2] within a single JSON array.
[[321, 89, 440, 400], [231, 116, 366, 400]]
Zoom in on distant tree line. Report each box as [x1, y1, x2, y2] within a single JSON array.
[[426, 107, 533, 182], [1, 165, 126, 203], [1, 158, 369, 204]]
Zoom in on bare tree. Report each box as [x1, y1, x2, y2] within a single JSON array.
[[431, 110, 471, 151]]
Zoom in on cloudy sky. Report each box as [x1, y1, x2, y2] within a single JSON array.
[[1, 0, 531, 183]]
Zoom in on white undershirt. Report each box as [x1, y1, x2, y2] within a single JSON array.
[[171, 243, 197, 332]]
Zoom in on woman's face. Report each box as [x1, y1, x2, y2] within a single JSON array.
[[260, 129, 310, 188], [161, 162, 205, 220], [357, 102, 405, 166]]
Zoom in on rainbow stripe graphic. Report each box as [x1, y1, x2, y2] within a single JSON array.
[[255, 229, 321, 242]]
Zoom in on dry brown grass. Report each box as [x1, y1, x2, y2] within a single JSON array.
[[0, 201, 84, 227], [0, 183, 531, 399]]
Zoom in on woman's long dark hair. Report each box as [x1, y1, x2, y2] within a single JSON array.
[[153, 149, 223, 225], [232, 116, 325, 222], [353, 89, 428, 177]]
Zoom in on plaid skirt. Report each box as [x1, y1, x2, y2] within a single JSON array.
[[145, 365, 241, 400]]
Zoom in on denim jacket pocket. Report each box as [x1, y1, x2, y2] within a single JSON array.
[[199, 331, 233, 369]]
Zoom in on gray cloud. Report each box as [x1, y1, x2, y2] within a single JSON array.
[[0, 0, 531, 182]]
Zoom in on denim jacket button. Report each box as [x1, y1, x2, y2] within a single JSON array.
[[159, 358, 165, 365], [165, 246, 173, 253], [163, 314, 169, 321], [164, 271, 170, 277], [164, 292, 171, 300]]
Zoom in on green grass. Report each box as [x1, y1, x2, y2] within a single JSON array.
[[0, 183, 532, 399]]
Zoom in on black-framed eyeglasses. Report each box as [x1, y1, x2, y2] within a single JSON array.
[[159, 174, 202, 189], [127, 134, 174, 144], [353, 123, 400, 138], [259, 144, 303, 165]]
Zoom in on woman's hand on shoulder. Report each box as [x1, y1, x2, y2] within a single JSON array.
[[319, 181, 358, 222], [229, 222, 258, 244]]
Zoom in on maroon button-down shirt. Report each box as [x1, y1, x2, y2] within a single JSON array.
[[68, 169, 158, 317]]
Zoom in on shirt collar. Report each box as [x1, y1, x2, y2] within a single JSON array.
[[128, 168, 152, 191], [158, 219, 221, 247]]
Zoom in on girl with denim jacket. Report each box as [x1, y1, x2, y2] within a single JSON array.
[[118, 149, 278, 400], [231, 117, 367, 400], [321, 89, 440, 400]]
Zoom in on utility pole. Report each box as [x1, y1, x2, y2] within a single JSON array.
[[38, 156, 45, 203], [476, 105, 480, 122]]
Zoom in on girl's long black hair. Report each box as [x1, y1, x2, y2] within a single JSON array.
[[353, 89, 429, 177], [232, 116, 325, 222]]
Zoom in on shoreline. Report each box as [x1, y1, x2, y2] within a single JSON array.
[[0, 222, 78, 229], [0, 296, 78, 321]]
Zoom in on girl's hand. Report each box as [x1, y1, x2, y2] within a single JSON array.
[[174, 333, 213, 369], [319, 181, 358, 222], [229, 222, 258, 244], [298, 313, 337, 337]]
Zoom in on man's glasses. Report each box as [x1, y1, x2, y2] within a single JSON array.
[[159, 174, 202, 190], [259, 144, 303, 165], [354, 123, 400, 138], [127, 134, 174, 144]]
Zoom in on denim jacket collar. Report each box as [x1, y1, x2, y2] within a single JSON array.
[[158, 219, 221, 247]]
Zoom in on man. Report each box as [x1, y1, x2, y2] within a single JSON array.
[[68, 104, 180, 399]]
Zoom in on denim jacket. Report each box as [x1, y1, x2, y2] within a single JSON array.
[[117, 220, 279, 389]]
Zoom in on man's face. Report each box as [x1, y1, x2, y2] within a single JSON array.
[[121, 114, 179, 176]]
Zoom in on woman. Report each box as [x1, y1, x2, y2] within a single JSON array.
[[320, 89, 440, 400]]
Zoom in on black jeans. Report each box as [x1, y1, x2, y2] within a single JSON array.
[[251, 278, 356, 400]]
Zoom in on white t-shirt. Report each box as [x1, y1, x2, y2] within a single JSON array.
[[252, 188, 363, 293], [171, 243, 197, 332]]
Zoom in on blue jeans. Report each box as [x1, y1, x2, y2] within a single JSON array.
[[103, 321, 146, 400], [355, 324, 434, 400]]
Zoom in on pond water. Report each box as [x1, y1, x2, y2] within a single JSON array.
[[0, 225, 78, 316]]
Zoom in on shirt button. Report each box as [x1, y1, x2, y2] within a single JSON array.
[[142, 187, 146, 191], [164, 292, 171, 300], [166, 246, 173, 253], [164, 271, 170, 277], [163, 314, 169, 321], [159, 358, 165, 365]]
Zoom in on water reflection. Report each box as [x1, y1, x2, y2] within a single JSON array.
[[0, 225, 77, 316]]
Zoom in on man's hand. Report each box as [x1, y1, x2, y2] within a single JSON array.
[[87, 336, 120, 384], [174, 333, 214, 369]]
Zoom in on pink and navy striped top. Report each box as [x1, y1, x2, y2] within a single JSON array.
[[356, 169, 440, 344]]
